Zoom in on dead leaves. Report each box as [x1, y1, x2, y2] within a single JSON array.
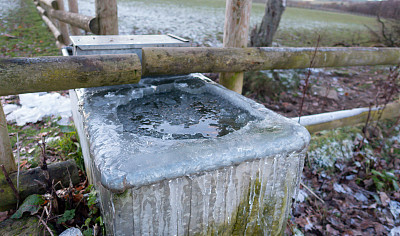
[[288, 130, 400, 235], [380, 192, 391, 207]]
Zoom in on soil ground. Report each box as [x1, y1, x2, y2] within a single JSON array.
[[243, 66, 398, 118], [207, 64, 398, 119]]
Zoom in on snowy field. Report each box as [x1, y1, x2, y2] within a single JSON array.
[[76, 0, 375, 46]]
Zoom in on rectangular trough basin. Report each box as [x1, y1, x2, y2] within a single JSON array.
[[70, 73, 310, 235]]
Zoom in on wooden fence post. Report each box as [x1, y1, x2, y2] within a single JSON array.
[[95, 0, 118, 35], [0, 103, 16, 173], [219, 0, 252, 94], [68, 0, 81, 35], [56, 0, 71, 45]]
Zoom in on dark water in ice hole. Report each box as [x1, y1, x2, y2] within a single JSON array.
[[117, 90, 257, 139]]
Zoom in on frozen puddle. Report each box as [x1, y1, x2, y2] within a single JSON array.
[[118, 88, 256, 139]]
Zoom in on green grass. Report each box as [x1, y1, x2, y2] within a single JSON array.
[[7, 117, 59, 148], [6, 117, 82, 169], [118, 0, 378, 47], [282, 7, 377, 28], [274, 7, 378, 47], [251, 3, 378, 47], [1, 0, 81, 169], [251, 4, 378, 46], [0, 0, 59, 57]]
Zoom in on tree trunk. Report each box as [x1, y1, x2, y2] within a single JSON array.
[[0, 103, 16, 173], [250, 0, 285, 47], [219, 0, 252, 94], [95, 0, 118, 35]]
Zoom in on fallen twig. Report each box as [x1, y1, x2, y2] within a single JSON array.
[[358, 102, 373, 151], [373, 66, 399, 127], [300, 182, 325, 204], [16, 133, 20, 208], [36, 215, 54, 236], [298, 35, 321, 123]]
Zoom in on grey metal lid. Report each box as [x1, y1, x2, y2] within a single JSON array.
[[70, 34, 190, 51]]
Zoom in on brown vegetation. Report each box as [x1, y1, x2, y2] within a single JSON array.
[[288, 0, 400, 20]]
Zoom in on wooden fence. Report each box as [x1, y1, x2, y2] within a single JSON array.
[[1, 47, 400, 96], [32, 0, 118, 47]]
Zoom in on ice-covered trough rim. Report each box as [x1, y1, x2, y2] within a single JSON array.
[[74, 74, 310, 193]]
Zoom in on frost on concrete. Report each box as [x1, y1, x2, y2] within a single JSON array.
[[73, 74, 310, 191], [4, 92, 71, 126], [59, 227, 83, 236]]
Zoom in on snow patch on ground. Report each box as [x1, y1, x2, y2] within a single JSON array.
[[304, 218, 314, 231], [390, 201, 400, 220], [333, 183, 347, 194], [296, 189, 308, 202], [5, 92, 72, 126], [390, 226, 400, 236], [354, 192, 368, 203], [308, 139, 354, 168], [389, 125, 400, 143]]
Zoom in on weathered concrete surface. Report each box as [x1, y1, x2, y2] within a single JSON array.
[[71, 74, 310, 235]]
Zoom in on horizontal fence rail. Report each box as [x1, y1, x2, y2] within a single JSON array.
[[39, 0, 58, 9], [142, 47, 400, 75], [45, 8, 99, 34], [0, 54, 141, 96], [0, 47, 399, 96], [33, 0, 99, 47]]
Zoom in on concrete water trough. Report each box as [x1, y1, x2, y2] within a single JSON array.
[[69, 35, 310, 235]]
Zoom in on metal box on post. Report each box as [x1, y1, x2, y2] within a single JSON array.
[[70, 34, 190, 57]]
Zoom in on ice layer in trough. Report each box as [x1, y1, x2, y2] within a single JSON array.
[[70, 74, 310, 235]]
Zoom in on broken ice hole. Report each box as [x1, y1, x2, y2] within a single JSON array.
[[117, 88, 257, 140]]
